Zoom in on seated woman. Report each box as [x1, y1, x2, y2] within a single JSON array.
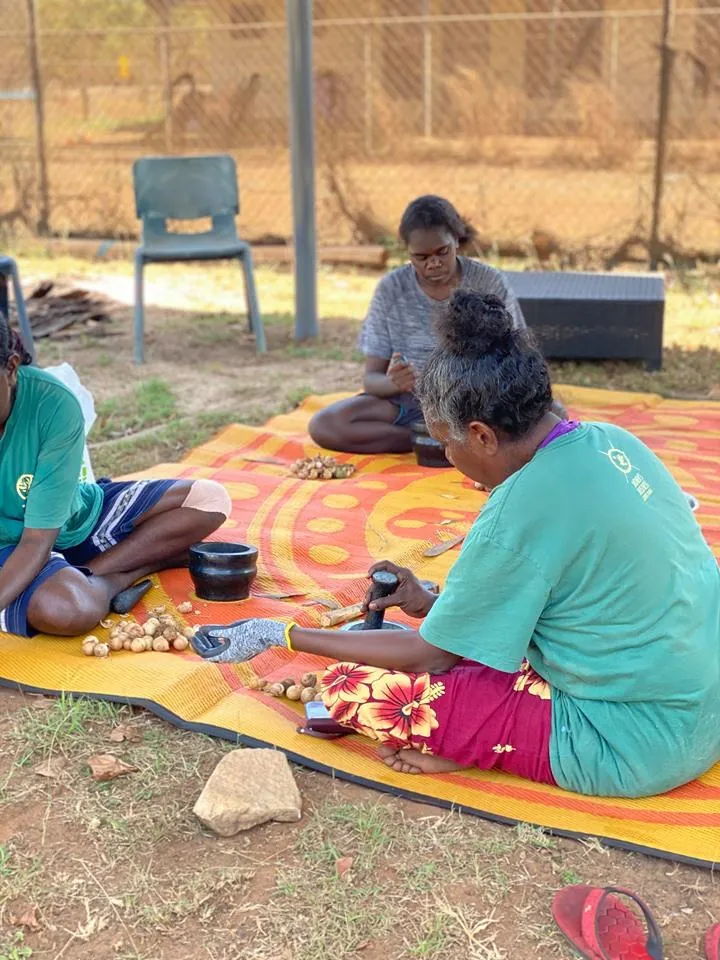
[[204, 292, 720, 799], [0, 318, 231, 637], [308, 194, 526, 454]]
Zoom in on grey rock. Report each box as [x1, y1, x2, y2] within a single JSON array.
[[193, 749, 302, 836]]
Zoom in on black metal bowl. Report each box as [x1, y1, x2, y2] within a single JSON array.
[[188, 541, 258, 602], [411, 422, 451, 468]]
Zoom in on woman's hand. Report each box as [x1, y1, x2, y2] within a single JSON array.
[[387, 354, 416, 394], [200, 618, 287, 663], [362, 561, 438, 619]]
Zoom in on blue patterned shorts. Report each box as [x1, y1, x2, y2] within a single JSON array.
[[0, 478, 176, 637]]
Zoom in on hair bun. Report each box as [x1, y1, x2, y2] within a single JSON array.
[[437, 292, 516, 356]]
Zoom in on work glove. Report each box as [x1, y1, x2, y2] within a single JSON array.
[[193, 618, 288, 663]]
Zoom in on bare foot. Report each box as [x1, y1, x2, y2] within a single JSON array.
[[377, 744, 466, 775]]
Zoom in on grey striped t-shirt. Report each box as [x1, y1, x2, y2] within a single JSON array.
[[357, 257, 525, 371]]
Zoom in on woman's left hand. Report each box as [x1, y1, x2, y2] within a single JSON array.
[[200, 618, 287, 663]]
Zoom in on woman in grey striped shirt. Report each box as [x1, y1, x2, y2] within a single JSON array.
[[309, 195, 527, 454]]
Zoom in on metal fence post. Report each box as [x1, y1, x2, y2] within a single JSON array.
[[422, 0, 432, 138], [364, 26, 373, 153], [25, 0, 50, 235], [649, 0, 675, 271], [286, 0, 319, 341]]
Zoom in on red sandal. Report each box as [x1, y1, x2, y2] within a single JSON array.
[[706, 924, 720, 959], [552, 885, 663, 960]]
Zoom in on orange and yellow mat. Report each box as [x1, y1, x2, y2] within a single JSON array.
[[1, 386, 718, 867]]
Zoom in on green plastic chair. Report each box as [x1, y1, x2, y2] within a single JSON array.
[[132, 154, 266, 364]]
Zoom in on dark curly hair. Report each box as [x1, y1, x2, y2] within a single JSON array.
[[399, 195, 477, 249], [418, 291, 552, 439], [0, 313, 32, 370]]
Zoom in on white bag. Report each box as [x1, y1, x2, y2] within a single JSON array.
[[44, 362, 96, 484]]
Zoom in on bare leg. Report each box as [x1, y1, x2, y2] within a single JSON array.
[[27, 565, 158, 636], [26, 481, 228, 635], [86, 481, 224, 578], [377, 744, 466, 776], [308, 396, 414, 454]]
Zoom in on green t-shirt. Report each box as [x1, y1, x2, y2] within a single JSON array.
[[0, 366, 103, 550], [420, 423, 720, 797]]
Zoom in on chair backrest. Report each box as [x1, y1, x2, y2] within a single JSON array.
[[132, 154, 239, 222]]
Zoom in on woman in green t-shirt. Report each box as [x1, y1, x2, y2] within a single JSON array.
[[0, 316, 232, 638], [193, 292, 720, 798]]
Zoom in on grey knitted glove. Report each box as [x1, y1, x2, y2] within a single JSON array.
[[203, 618, 287, 663]]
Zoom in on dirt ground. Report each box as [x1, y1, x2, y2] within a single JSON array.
[[1, 255, 719, 960], [1, 688, 718, 960]]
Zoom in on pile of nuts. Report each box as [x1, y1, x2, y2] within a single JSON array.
[[290, 456, 355, 481], [81, 604, 196, 658], [247, 671, 324, 704]]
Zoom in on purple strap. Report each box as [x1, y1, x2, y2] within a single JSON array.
[[538, 419, 580, 449]]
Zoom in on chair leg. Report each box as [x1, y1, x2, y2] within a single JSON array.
[[239, 252, 266, 354], [9, 264, 36, 364], [240, 260, 253, 335], [134, 257, 145, 365]]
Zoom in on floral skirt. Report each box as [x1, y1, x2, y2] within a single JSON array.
[[319, 659, 557, 785]]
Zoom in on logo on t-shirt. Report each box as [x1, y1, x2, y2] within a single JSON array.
[[600, 445, 654, 502], [15, 474, 33, 500]]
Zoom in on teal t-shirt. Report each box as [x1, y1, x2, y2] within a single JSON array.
[[0, 366, 103, 550], [420, 423, 720, 797]]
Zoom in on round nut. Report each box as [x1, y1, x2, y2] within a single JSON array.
[[300, 687, 316, 704], [93, 643, 110, 658], [300, 672, 317, 688], [266, 683, 285, 697], [280, 678, 296, 692], [285, 684, 303, 701], [152, 637, 170, 652], [84, 635, 99, 646], [107, 636, 124, 652], [81, 640, 97, 657], [122, 638, 132, 651], [177, 601, 193, 614], [130, 638, 146, 653], [172, 637, 189, 651]]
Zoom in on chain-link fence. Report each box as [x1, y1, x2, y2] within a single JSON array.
[[1, 0, 719, 260]]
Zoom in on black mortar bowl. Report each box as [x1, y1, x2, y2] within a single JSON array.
[[411, 422, 452, 469], [188, 542, 258, 602]]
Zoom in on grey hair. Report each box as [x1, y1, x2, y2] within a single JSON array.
[[418, 291, 553, 441]]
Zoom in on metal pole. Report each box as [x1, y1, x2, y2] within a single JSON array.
[[609, 14, 619, 97], [26, 0, 50, 235], [286, 0, 318, 340], [158, 1, 173, 153], [422, 1, 432, 137], [364, 27, 373, 153], [649, 0, 674, 271]]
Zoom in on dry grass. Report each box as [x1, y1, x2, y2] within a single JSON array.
[[3, 141, 720, 252]]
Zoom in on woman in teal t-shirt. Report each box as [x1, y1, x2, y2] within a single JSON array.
[[196, 292, 720, 798], [0, 316, 233, 638]]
